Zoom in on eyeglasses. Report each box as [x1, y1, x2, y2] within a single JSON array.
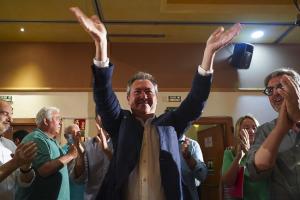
[[263, 83, 283, 96]]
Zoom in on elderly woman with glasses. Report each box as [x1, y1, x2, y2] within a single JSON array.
[[247, 68, 300, 200], [221, 115, 269, 200]]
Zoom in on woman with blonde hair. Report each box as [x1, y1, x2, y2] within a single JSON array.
[[221, 115, 268, 200]]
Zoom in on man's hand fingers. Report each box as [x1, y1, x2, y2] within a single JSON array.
[[211, 26, 224, 38], [221, 24, 242, 45], [70, 7, 88, 19], [95, 122, 102, 131]]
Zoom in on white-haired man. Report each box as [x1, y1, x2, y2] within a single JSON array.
[[19, 107, 82, 200]]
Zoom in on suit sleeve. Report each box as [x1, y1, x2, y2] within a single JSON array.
[[172, 71, 212, 135], [92, 63, 122, 134]]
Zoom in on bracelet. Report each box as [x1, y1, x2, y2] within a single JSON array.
[[20, 167, 33, 174]]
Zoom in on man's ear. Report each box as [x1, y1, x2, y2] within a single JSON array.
[[127, 95, 130, 101], [43, 118, 48, 126], [15, 138, 20, 145]]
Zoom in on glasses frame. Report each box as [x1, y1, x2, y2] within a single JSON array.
[[263, 83, 283, 96]]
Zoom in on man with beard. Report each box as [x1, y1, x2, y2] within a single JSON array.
[[247, 69, 300, 200]]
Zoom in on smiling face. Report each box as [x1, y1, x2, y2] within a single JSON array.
[[240, 118, 257, 145], [46, 111, 62, 136], [127, 79, 157, 120], [267, 75, 285, 112], [0, 101, 13, 135]]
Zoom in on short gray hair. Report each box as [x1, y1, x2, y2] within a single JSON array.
[[264, 68, 300, 87], [64, 124, 79, 137], [35, 107, 60, 127], [64, 124, 79, 134], [126, 71, 158, 95]]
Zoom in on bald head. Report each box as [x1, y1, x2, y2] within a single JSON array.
[[0, 100, 12, 109]]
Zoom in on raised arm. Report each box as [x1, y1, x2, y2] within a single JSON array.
[[170, 24, 242, 135], [70, 7, 108, 62], [70, 7, 122, 134], [279, 75, 300, 123]]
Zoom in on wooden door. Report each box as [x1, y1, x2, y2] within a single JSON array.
[[198, 125, 225, 200]]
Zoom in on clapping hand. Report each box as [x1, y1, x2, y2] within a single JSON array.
[[95, 118, 109, 152], [278, 75, 300, 123], [68, 144, 78, 160], [14, 142, 37, 167], [181, 138, 191, 160], [74, 131, 85, 155], [94, 115, 112, 159], [239, 129, 250, 154]]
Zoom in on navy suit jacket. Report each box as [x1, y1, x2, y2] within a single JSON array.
[[93, 63, 212, 200]]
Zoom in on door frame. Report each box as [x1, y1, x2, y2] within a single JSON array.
[[12, 118, 36, 126], [192, 116, 234, 147]]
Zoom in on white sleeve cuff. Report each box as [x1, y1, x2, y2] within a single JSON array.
[[197, 65, 213, 76], [93, 57, 110, 68]]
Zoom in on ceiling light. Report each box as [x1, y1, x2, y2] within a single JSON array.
[[20, 28, 25, 32], [251, 31, 264, 39]]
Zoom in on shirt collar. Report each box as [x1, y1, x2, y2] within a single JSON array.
[[179, 134, 186, 142], [135, 115, 155, 127]]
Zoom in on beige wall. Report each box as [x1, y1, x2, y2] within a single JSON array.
[[0, 92, 90, 144]]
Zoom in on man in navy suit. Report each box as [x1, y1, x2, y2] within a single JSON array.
[[71, 7, 241, 200]]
